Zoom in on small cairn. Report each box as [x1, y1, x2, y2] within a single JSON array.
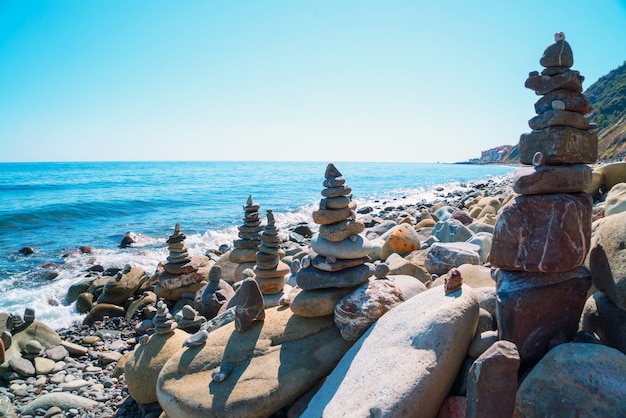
[[229, 196, 263, 278], [490, 32, 595, 363], [253, 210, 290, 294], [152, 300, 178, 335], [164, 223, 191, 272], [292, 163, 374, 318]]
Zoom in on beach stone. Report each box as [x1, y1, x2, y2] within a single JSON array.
[[432, 264, 495, 289], [0, 320, 61, 375], [491, 193, 592, 273], [234, 278, 265, 332], [310, 234, 371, 259], [296, 264, 373, 290], [318, 219, 365, 242], [65, 279, 91, 304], [519, 127, 597, 165], [321, 185, 352, 198], [466, 232, 492, 264], [494, 267, 591, 363], [303, 285, 478, 418], [596, 162, 626, 190], [153, 278, 208, 301], [534, 88, 592, 115], [334, 279, 404, 341], [19, 393, 99, 415], [580, 292, 626, 354], [157, 265, 210, 291], [386, 274, 427, 300], [514, 343, 626, 417], [97, 267, 147, 306], [380, 223, 421, 259], [466, 340, 519, 418], [365, 219, 399, 238], [8, 357, 35, 376], [124, 328, 189, 404], [587, 211, 626, 309], [513, 164, 592, 195], [229, 248, 258, 264], [34, 357, 56, 374], [438, 397, 466, 418], [312, 207, 352, 225], [75, 292, 94, 313], [525, 70, 583, 95], [194, 275, 236, 320], [424, 242, 481, 276], [83, 303, 125, 327], [539, 34, 573, 68], [604, 182, 626, 216], [434, 206, 456, 221], [156, 306, 352, 418], [311, 255, 370, 272], [528, 108, 589, 130], [467, 330, 499, 359], [472, 197, 501, 219], [449, 209, 473, 226], [289, 287, 354, 317], [385, 253, 431, 283], [59, 341, 88, 357]]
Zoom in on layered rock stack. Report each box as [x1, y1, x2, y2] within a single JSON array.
[[253, 210, 290, 294], [229, 196, 263, 279], [154, 223, 213, 301], [490, 33, 595, 363], [292, 164, 374, 319]]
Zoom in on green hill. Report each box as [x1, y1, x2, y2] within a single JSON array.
[[499, 61, 626, 163]]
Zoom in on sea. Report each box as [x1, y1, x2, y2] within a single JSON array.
[[0, 161, 514, 329]]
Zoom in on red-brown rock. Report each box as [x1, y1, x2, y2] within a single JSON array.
[[533, 89, 592, 115], [525, 70, 583, 95], [528, 109, 590, 130], [519, 127, 598, 165], [466, 340, 520, 418], [513, 164, 592, 195], [491, 193, 592, 273], [493, 267, 591, 363]]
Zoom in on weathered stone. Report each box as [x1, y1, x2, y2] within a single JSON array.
[[34, 357, 56, 374], [97, 267, 147, 306], [528, 108, 590, 130], [334, 279, 404, 341], [444, 268, 463, 294], [491, 193, 592, 272], [514, 343, 626, 417], [228, 248, 258, 264], [385, 252, 431, 283], [587, 211, 626, 310], [534, 88, 592, 115], [318, 219, 365, 242], [75, 292, 94, 314], [156, 306, 352, 418], [310, 234, 372, 259], [296, 264, 373, 290], [604, 182, 626, 216], [311, 255, 370, 272], [320, 196, 350, 209], [386, 274, 427, 300], [8, 357, 35, 376], [194, 278, 235, 320], [234, 278, 265, 332], [312, 207, 351, 225], [164, 255, 210, 275], [65, 279, 92, 304], [321, 185, 352, 198], [519, 127, 597, 165], [467, 330, 499, 359], [289, 287, 354, 317], [596, 162, 626, 190], [466, 340, 520, 418], [580, 292, 626, 355], [449, 209, 474, 226], [539, 34, 573, 68], [424, 242, 481, 276], [158, 268, 209, 290], [124, 328, 189, 404], [432, 264, 495, 289], [494, 267, 591, 363], [525, 70, 582, 95], [303, 285, 479, 418], [513, 164, 592, 195], [82, 303, 125, 327], [380, 223, 422, 259], [20, 393, 99, 415]]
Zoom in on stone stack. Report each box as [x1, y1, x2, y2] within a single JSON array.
[[293, 163, 374, 318], [253, 210, 290, 294], [164, 223, 191, 272], [490, 33, 595, 363], [229, 196, 263, 278]]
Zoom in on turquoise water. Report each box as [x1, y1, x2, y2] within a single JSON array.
[[0, 161, 514, 328]]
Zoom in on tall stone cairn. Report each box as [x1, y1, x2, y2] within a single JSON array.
[[293, 163, 374, 316], [229, 195, 263, 279], [163, 223, 191, 273], [253, 210, 290, 295], [489, 33, 595, 363]]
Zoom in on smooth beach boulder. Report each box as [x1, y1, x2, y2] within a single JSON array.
[[97, 266, 147, 306], [19, 393, 99, 415], [380, 223, 421, 259], [310, 233, 371, 259], [603, 182, 626, 216], [424, 242, 481, 276], [596, 162, 626, 190], [156, 306, 352, 418], [433, 219, 474, 243], [514, 343, 626, 417], [580, 292, 626, 354], [302, 284, 479, 417]]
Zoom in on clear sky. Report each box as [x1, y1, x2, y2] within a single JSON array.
[[1, 1, 624, 163]]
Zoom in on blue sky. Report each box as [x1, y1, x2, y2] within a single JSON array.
[[0, 1, 624, 163]]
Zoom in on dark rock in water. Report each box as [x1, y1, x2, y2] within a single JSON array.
[[234, 278, 265, 333], [18, 246, 35, 256], [79, 246, 94, 254], [120, 232, 136, 248], [86, 264, 105, 273], [103, 267, 121, 276]]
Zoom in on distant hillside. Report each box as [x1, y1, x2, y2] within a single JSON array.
[[498, 61, 626, 163]]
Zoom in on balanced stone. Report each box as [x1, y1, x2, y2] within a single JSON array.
[[525, 70, 583, 95], [311, 234, 371, 259], [513, 164, 592, 195], [320, 196, 350, 209], [311, 255, 370, 272], [534, 89, 592, 115], [296, 264, 373, 290], [528, 109, 590, 130], [230, 195, 262, 263], [234, 278, 265, 333], [519, 127, 598, 165], [491, 193, 591, 273], [163, 223, 194, 274], [312, 207, 352, 225], [153, 301, 178, 335], [319, 219, 365, 242], [539, 32, 573, 68]]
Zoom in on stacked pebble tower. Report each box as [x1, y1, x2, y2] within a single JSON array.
[[490, 33, 596, 363], [253, 210, 290, 294], [229, 196, 263, 279]]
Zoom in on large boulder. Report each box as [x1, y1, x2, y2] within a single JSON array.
[[514, 343, 626, 417], [587, 211, 626, 310], [97, 267, 147, 306], [380, 224, 421, 259], [424, 242, 481, 276], [302, 285, 479, 417], [604, 183, 626, 216], [156, 307, 352, 418], [579, 292, 626, 355]]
